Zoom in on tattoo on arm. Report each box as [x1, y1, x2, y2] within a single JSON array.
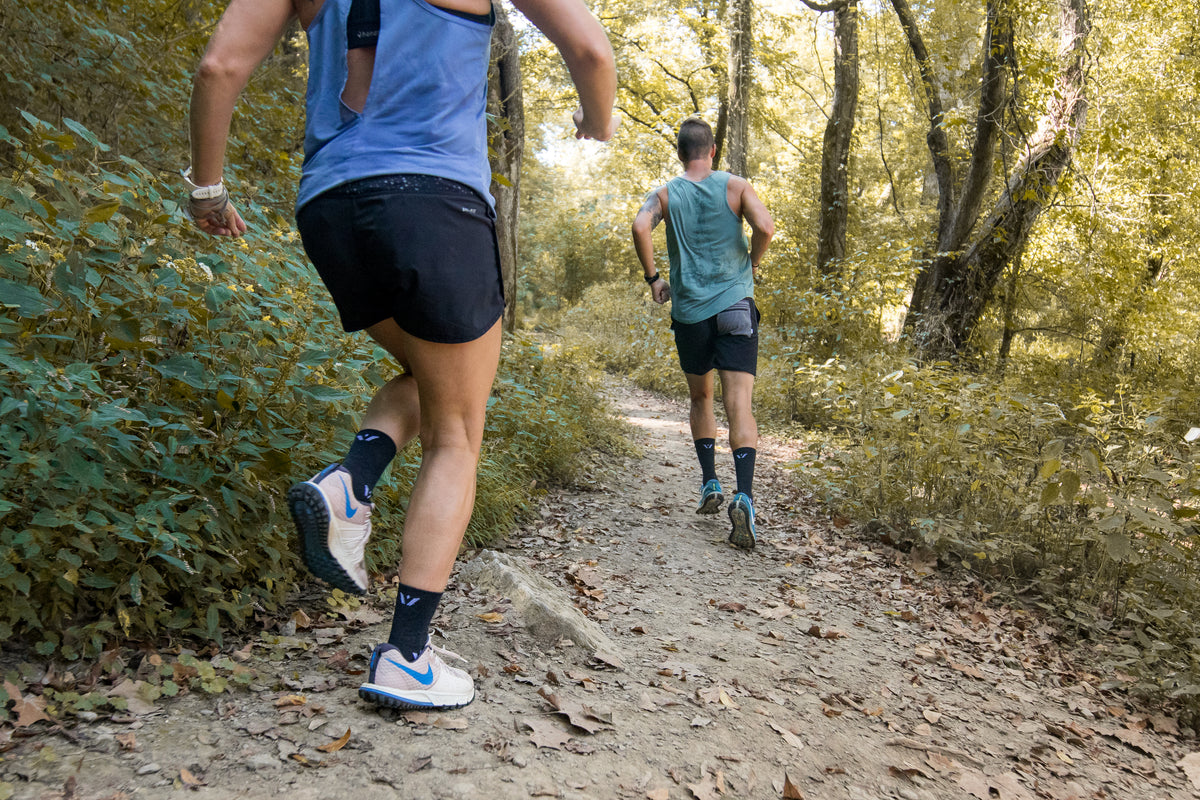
[[639, 193, 663, 228]]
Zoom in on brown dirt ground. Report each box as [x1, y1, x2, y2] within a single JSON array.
[[2, 379, 1199, 800]]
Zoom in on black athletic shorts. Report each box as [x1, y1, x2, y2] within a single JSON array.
[[296, 174, 504, 343], [671, 298, 760, 376]]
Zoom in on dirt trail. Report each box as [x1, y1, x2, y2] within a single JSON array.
[[3, 379, 1199, 800]]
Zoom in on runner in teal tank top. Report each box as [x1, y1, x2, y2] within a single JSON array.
[[631, 117, 775, 549]]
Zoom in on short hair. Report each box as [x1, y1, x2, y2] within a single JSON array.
[[677, 117, 715, 162]]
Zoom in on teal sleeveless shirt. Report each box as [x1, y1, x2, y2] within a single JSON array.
[[663, 172, 754, 324], [297, 0, 494, 210]]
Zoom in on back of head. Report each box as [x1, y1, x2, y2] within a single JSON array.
[[676, 117, 714, 163]]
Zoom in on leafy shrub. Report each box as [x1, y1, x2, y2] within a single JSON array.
[[555, 279, 681, 395], [0, 114, 371, 656], [0, 115, 627, 658], [786, 356, 1200, 715]]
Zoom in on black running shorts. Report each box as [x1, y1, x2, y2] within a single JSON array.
[[296, 174, 504, 343], [671, 298, 760, 376]]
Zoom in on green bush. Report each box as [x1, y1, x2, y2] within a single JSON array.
[[0, 114, 371, 656], [785, 356, 1200, 714], [0, 115, 628, 658], [556, 279, 681, 395]]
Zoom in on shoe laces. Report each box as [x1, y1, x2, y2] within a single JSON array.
[[428, 641, 468, 665]]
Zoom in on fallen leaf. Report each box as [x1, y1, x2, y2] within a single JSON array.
[[519, 716, 572, 750], [718, 602, 745, 612], [687, 771, 723, 800], [889, 763, 933, 780], [476, 612, 505, 624], [538, 688, 613, 733], [274, 694, 307, 708], [179, 768, 205, 787], [115, 732, 138, 752], [925, 752, 961, 774], [8, 686, 50, 728], [1149, 714, 1179, 736], [290, 609, 312, 629], [948, 660, 985, 681], [317, 728, 351, 753], [989, 772, 1035, 799], [782, 772, 805, 799], [1178, 752, 1200, 790], [105, 680, 157, 717], [959, 771, 992, 800], [770, 722, 804, 751], [433, 717, 468, 730]]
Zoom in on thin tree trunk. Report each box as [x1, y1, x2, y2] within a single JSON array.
[[815, 0, 858, 277], [724, 0, 753, 177], [487, 2, 524, 332]]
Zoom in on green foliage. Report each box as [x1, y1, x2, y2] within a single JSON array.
[[0, 113, 625, 657], [555, 280, 680, 395], [786, 356, 1200, 713], [0, 114, 367, 655]]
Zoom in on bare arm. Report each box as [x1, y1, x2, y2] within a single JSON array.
[[632, 189, 671, 304], [187, 0, 294, 235], [510, 0, 618, 141], [733, 178, 774, 269]]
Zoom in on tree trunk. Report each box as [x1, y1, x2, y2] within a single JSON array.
[[815, 0, 858, 277], [901, 0, 1013, 341], [487, 3, 524, 333], [902, 0, 1089, 360], [723, 0, 753, 177]]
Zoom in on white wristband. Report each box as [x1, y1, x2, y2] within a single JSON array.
[[181, 167, 225, 200]]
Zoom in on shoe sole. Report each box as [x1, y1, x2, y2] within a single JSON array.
[[287, 482, 367, 596], [696, 492, 724, 514], [728, 504, 756, 549], [358, 683, 475, 711]]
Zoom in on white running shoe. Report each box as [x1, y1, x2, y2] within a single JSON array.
[[287, 464, 371, 595], [358, 642, 475, 710]]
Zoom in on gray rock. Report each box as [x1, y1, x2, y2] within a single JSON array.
[[244, 753, 280, 771], [459, 550, 622, 667], [136, 763, 161, 775]]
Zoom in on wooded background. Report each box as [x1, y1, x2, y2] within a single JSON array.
[[1, 0, 1199, 722]]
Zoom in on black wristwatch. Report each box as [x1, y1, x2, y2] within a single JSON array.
[[645, 272, 662, 285]]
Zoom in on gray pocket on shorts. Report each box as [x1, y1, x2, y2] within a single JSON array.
[[716, 298, 754, 337]]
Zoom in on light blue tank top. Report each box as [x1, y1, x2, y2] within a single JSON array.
[[664, 171, 754, 324], [297, 0, 494, 210]]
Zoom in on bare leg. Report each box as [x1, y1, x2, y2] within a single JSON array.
[[684, 371, 718, 441], [718, 369, 757, 451], [361, 318, 421, 450], [393, 320, 503, 592]]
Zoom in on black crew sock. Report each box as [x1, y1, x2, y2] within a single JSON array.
[[387, 583, 443, 662], [733, 447, 756, 499], [340, 429, 396, 503], [694, 438, 718, 484]]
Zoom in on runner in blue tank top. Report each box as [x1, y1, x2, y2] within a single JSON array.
[[631, 117, 774, 549], [185, 0, 617, 712]]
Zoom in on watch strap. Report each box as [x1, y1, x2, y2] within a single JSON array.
[[181, 167, 225, 200]]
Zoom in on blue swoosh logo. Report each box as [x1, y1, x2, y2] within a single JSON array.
[[338, 476, 358, 519], [387, 657, 434, 685]]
